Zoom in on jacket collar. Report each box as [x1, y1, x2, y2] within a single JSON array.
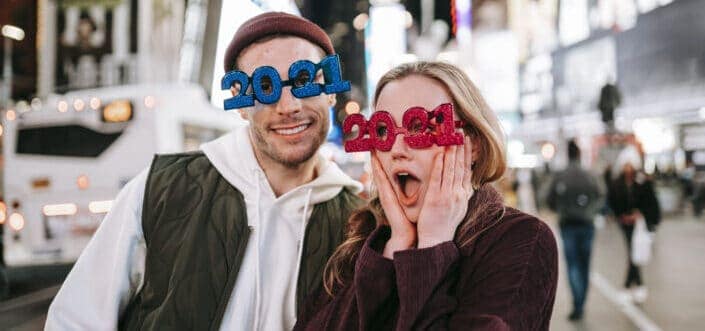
[[457, 184, 506, 244]]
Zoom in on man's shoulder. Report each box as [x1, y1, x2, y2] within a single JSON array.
[[339, 187, 364, 203], [148, 151, 212, 177], [318, 187, 364, 215], [555, 164, 595, 181], [141, 151, 246, 239], [152, 151, 207, 165]]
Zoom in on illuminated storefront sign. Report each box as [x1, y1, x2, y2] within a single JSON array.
[[365, 2, 407, 109]]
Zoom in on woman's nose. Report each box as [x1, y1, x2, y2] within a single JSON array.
[[390, 134, 410, 160]]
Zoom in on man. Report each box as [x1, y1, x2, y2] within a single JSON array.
[[547, 140, 604, 321], [47, 12, 363, 330], [598, 81, 621, 129]]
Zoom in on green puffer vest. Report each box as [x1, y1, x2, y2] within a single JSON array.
[[119, 152, 362, 331]]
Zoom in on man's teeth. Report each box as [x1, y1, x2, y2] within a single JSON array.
[[398, 172, 409, 176], [275, 124, 309, 135]]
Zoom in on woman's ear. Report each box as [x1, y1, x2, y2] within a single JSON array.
[[328, 94, 337, 107], [470, 135, 481, 163]]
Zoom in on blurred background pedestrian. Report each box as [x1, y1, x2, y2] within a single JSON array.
[[547, 140, 604, 321], [607, 146, 661, 304]]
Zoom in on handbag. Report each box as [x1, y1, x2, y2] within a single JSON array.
[[631, 216, 653, 266]]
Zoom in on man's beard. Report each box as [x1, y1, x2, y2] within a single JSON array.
[[251, 118, 329, 168]]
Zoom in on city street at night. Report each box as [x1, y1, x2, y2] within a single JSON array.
[[2, 0, 705, 330]]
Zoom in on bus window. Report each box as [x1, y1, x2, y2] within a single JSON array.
[[16, 125, 123, 157]]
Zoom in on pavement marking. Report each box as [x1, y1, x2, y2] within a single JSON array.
[[590, 272, 663, 331], [0, 285, 60, 313]]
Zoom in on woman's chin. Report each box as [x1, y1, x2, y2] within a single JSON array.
[[396, 186, 427, 224], [397, 190, 425, 224], [402, 207, 420, 224]]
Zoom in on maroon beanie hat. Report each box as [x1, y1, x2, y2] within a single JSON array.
[[223, 12, 334, 72]]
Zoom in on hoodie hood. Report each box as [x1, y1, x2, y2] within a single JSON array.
[[201, 123, 362, 214]]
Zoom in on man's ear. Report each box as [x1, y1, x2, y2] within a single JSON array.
[[238, 109, 249, 120], [328, 94, 337, 107]]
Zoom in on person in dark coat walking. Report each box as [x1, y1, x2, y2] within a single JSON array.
[[547, 140, 604, 320], [607, 147, 660, 303], [295, 61, 558, 331]]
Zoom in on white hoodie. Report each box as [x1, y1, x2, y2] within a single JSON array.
[[46, 124, 362, 331]]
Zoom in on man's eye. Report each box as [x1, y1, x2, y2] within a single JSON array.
[[260, 77, 273, 94], [293, 71, 310, 87]]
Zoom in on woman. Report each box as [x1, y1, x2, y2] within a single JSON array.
[[295, 62, 558, 330], [607, 147, 660, 303]]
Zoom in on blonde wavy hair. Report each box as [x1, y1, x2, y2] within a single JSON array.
[[324, 61, 507, 295]]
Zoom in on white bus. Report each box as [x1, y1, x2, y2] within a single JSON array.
[[1, 83, 241, 268]]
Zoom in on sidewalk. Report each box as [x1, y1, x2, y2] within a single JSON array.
[[547, 212, 705, 330]]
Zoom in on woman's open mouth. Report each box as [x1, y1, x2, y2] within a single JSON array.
[[395, 171, 422, 206]]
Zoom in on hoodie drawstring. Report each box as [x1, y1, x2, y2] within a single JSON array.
[[301, 188, 313, 240], [253, 170, 264, 330], [292, 188, 313, 316]]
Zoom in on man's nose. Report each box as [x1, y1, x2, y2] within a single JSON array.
[[275, 87, 302, 116]]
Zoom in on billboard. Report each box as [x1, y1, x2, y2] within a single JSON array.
[[55, 0, 138, 92]]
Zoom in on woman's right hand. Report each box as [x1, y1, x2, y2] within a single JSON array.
[[371, 154, 416, 258]]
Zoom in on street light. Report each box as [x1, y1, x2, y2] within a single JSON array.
[[1, 25, 25, 41], [2, 24, 25, 108]]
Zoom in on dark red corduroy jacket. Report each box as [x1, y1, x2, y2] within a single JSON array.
[[294, 186, 558, 331]]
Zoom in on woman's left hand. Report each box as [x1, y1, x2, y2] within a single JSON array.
[[417, 135, 475, 248]]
